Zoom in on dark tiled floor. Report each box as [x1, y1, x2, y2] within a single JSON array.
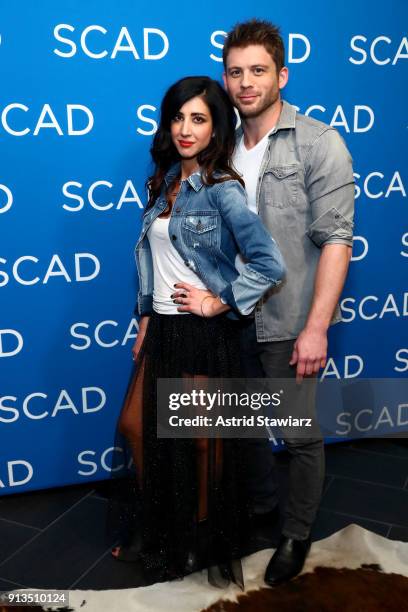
[[0, 496, 115, 589], [0, 486, 91, 530], [0, 438, 407, 590]]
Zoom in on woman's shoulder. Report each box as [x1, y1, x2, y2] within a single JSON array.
[[211, 168, 242, 183], [210, 175, 246, 198], [202, 176, 247, 215]]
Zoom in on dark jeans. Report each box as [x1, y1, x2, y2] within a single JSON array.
[[240, 320, 325, 540]]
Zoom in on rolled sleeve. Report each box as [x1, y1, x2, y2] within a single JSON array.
[[215, 180, 285, 315], [219, 266, 276, 315], [138, 293, 153, 316], [306, 128, 355, 248]]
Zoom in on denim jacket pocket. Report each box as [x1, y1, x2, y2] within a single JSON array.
[[262, 164, 298, 208], [183, 212, 218, 248]]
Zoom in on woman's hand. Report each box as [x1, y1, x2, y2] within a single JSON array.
[[172, 282, 230, 317], [132, 316, 150, 361]]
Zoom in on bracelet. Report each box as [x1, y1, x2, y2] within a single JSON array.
[[200, 295, 214, 317]]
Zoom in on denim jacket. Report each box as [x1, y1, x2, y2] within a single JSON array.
[[135, 163, 285, 319], [246, 100, 355, 341]]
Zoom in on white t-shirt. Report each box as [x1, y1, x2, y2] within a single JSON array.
[[147, 216, 207, 315], [232, 129, 275, 214]]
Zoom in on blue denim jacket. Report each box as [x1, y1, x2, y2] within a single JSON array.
[[135, 163, 285, 319]]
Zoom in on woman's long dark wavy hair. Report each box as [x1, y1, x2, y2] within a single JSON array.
[[146, 76, 243, 208]]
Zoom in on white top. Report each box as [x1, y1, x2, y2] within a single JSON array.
[[147, 216, 207, 315], [232, 128, 275, 214]]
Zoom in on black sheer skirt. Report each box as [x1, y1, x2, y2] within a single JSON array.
[[107, 311, 250, 589]]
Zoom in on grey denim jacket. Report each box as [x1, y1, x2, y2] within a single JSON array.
[[247, 100, 355, 342]]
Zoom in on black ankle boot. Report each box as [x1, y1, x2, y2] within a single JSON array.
[[264, 535, 311, 585]]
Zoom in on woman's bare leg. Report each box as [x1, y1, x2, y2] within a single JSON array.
[[117, 359, 145, 484], [111, 359, 145, 558]]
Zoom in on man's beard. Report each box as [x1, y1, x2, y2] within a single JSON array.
[[237, 89, 279, 119]]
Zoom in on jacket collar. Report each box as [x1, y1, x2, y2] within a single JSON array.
[[164, 162, 204, 192], [235, 99, 296, 140], [275, 99, 296, 130]]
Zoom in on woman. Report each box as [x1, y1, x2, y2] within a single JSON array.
[[108, 76, 285, 589]]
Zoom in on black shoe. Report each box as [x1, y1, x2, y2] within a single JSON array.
[[183, 550, 201, 574], [264, 535, 311, 586], [111, 532, 142, 562]]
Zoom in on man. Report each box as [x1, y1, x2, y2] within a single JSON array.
[[222, 19, 355, 585]]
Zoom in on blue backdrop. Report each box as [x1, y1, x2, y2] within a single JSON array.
[[1, 0, 407, 494]]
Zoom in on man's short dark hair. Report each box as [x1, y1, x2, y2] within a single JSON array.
[[223, 19, 285, 72]]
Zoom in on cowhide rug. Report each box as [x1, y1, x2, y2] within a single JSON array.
[[2, 524, 408, 612]]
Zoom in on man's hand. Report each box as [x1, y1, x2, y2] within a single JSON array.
[[289, 243, 351, 382], [289, 326, 327, 382], [172, 282, 230, 317]]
